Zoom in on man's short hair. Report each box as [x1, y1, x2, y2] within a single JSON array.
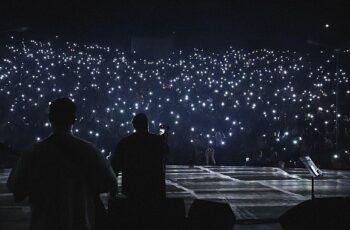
[[49, 98, 76, 126], [132, 113, 148, 131]]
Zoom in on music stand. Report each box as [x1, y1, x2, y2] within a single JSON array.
[[299, 156, 323, 200]]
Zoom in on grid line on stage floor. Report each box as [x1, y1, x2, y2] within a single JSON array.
[[1, 165, 350, 226], [165, 165, 350, 220]]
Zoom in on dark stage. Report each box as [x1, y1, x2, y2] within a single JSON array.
[[1, 165, 350, 229]]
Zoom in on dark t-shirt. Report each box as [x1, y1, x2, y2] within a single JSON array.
[[111, 132, 168, 201], [7, 133, 117, 230]]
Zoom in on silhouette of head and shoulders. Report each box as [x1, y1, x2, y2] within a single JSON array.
[[121, 113, 160, 143], [21, 98, 104, 175], [7, 97, 118, 230], [112, 113, 169, 199], [40, 97, 92, 150]]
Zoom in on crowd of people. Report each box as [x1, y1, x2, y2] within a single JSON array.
[[1, 36, 350, 169]]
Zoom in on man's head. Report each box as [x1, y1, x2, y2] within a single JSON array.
[[49, 98, 76, 130], [132, 113, 148, 132]]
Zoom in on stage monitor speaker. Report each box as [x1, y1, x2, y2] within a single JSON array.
[[187, 199, 236, 230], [164, 198, 186, 230], [107, 198, 129, 229], [279, 197, 350, 230], [108, 197, 186, 230]]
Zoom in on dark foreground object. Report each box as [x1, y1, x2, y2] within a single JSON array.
[[108, 198, 236, 230], [279, 197, 350, 230], [108, 198, 186, 230], [188, 199, 236, 230], [2, 166, 350, 229]]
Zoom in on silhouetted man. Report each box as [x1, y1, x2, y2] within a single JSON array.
[[110, 113, 169, 227], [7, 98, 118, 230]]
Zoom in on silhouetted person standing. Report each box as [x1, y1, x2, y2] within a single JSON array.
[[7, 98, 118, 230], [110, 113, 169, 228]]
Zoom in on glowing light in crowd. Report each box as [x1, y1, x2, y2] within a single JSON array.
[[0, 37, 348, 161]]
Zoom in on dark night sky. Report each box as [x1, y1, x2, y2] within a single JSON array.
[[1, 0, 350, 47]]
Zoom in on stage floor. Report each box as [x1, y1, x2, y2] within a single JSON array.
[[165, 165, 350, 221], [1, 165, 350, 228]]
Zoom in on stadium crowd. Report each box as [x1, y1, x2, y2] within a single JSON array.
[[0, 37, 350, 169]]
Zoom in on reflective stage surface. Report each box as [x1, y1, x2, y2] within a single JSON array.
[[165, 165, 350, 220], [1, 166, 350, 229]]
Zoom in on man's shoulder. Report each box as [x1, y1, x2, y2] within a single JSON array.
[[22, 136, 52, 156], [120, 133, 138, 142], [70, 135, 95, 148], [31, 134, 97, 154], [148, 133, 161, 142], [126, 132, 160, 140]]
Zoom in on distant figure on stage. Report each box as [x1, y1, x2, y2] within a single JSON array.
[[205, 146, 216, 165], [7, 98, 118, 230], [190, 135, 204, 166], [110, 113, 169, 228]]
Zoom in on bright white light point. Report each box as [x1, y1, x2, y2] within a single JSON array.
[[191, 127, 195, 132], [36, 137, 41, 141], [333, 154, 339, 159], [225, 117, 229, 121], [325, 24, 330, 28]]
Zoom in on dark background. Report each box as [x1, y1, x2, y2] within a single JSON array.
[[1, 0, 350, 49]]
